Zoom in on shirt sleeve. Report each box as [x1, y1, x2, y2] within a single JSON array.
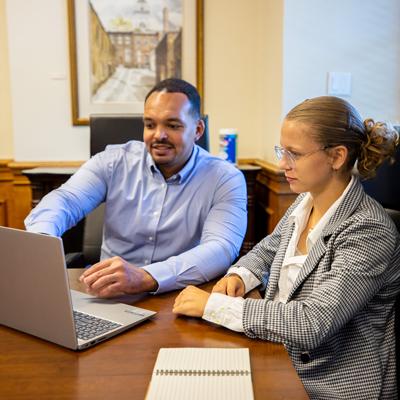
[[202, 293, 245, 332], [24, 152, 109, 236], [143, 169, 248, 293], [226, 266, 261, 294]]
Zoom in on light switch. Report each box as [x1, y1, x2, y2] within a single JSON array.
[[50, 73, 67, 80], [327, 72, 352, 96]]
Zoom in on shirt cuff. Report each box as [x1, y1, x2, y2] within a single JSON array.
[[25, 222, 59, 237], [141, 261, 173, 294], [227, 266, 261, 294], [202, 293, 245, 332]]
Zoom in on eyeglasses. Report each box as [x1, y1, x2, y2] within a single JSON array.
[[274, 145, 328, 167]]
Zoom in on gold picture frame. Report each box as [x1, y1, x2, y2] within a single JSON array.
[[67, 0, 204, 126]]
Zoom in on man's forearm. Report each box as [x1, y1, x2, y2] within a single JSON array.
[[142, 240, 235, 294]]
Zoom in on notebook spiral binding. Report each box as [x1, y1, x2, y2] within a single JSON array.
[[155, 369, 250, 376]]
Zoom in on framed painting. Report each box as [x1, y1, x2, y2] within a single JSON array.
[[67, 0, 204, 125]]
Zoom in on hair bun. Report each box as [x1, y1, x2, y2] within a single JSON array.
[[358, 119, 399, 179]]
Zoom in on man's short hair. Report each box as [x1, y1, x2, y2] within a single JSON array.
[[145, 78, 201, 119]]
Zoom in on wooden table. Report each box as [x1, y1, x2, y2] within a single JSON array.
[[0, 270, 308, 400]]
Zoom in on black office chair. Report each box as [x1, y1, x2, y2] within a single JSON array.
[[361, 142, 400, 390], [362, 145, 400, 211], [362, 145, 400, 390], [66, 113, 209, 268]]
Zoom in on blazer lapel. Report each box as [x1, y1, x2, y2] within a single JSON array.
[[285, 177, 365, 300], [321, 177, 364, 237], [265, 220, 295, 300]]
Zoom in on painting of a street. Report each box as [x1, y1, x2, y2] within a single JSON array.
[[89, 0, 182, 103]]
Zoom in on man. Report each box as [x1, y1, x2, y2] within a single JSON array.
[[25, 78, 247, 297]]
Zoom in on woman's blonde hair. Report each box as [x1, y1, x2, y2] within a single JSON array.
[[285, 96, 399, 179]]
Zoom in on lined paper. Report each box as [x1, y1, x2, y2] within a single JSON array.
[[146, 348, 254, 400]]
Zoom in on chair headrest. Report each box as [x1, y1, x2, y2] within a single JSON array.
[[89, 114, 209, 156]]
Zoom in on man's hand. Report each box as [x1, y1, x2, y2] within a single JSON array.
[[212, 274, 245, 297], [79, 256, 158, 298], [172, 285, 210, 317]]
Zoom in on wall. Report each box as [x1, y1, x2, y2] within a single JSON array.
[[204, 0, 285, 161], [2, 0, 400, 163], [206, 0, 400, 162], [205, 0, 261, 158], [255, 0, 284, 162], [4, 0, 277, 162], [6, 0, 89, 162], [283, 0, 400, 121], [0, 0, 13, 158]]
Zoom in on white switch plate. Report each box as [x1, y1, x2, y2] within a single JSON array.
[[50, 72, 67, 80], [327, 72, 352, 96]]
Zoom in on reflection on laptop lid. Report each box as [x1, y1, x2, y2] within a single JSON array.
[[0, 226, 156, 350]]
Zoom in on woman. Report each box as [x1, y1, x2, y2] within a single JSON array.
[[173, 96, 400, 400]]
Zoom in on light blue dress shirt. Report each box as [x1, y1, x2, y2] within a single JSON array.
[[25, 141, 247, 293]]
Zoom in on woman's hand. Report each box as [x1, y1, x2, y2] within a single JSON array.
[[172, 285, 210, 317], [212, 274, 245, 297]]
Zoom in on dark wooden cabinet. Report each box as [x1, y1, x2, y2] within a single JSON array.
[[23, 167, 78, 208], [241, 159, 297, 242], [238, 165, 261, 255], [22, 167, 84, 254]]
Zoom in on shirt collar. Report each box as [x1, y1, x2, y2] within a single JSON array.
[[307, 175, 355, 246], [175, 145, 199, 183], [145, 145, 199, 184], [288, 175, 355, 251], [288, 193, 313, 230]]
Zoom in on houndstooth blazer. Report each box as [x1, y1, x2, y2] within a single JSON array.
[[235, 177, 400, 399]]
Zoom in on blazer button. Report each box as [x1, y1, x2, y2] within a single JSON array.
[[300, 352, 311, 363]]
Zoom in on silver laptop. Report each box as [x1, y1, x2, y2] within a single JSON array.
[[0, 226, 156, 350]]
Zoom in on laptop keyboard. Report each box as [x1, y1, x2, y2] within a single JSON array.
[[73, 310, 122, 341]]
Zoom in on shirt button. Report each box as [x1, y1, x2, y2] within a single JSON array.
[[153, 211, 158, 216], [144, 259, 149, 264], [149, 236, 153, 241]]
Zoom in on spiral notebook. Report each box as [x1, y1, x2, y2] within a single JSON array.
[[146, 348, 254, 400]]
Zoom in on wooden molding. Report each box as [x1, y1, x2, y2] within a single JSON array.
[[7, 161, 84, 170], [239, 158, 284, 176], [0, 159, 13, 168]]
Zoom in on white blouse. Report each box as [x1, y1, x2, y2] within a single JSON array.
[[203, 176, 354, 332]]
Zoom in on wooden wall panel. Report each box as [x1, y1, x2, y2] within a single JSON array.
[[0, 160, 14, 227], [9, 167, 32, 229], [0, 160, 84, 229], [0, 199, 7, 226]]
